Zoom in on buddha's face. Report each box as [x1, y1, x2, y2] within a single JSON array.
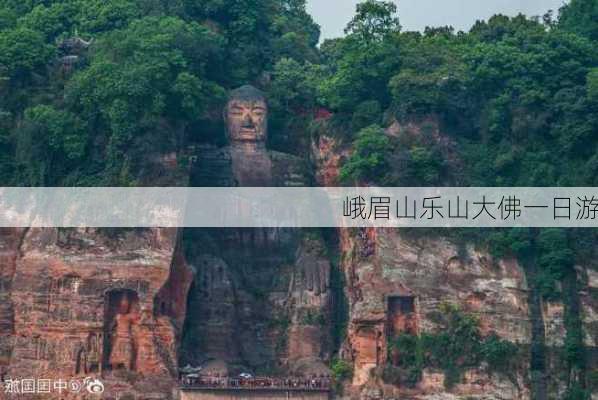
[[225, 98, 267, 143]]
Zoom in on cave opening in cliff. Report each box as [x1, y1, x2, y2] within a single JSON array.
[[387, 296, 417, 337], [102, 289, 140, 373]]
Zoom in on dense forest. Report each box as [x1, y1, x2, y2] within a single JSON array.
[[0, 0, 597, 397], [0, 0, 596, 188]]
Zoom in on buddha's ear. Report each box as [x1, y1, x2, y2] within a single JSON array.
[[223, 104, 231, 140]]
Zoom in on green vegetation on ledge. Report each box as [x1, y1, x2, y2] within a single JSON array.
[[384, 303, 518, 389]]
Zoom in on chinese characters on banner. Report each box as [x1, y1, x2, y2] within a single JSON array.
[[343, 194, 598, 224]]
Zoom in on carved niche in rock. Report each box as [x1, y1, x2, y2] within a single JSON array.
[[387, 295, 418, 367], [351, 322, 386, 386], [387, 295, 417, 336], [353, 323, 384, 367], [75, 332, 102, 375]]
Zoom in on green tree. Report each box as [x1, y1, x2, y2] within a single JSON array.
[[351, 99, 381, 131], [344, 0, 400, 43], [340, 124, 390, 183], [317, 33, 399, 112], [330, 358, 353, 381], [65, 16, 225, 181], [15, 105, 86, 184], [0, 26, 54, 82], [559, 0, 598, 42], [587, 68, 598, 102], [269, 57, 320, 113], [184, 0, 320, 84]]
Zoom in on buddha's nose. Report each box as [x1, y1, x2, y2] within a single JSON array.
[[242, 114, 255, 127]]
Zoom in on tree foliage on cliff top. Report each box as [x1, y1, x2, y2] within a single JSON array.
[[0, 0, 320, 184]]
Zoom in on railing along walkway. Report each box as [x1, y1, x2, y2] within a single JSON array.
[[180, 377, 331, 392]]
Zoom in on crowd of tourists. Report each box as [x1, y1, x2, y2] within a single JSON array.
[[180, 374, 331, 390]]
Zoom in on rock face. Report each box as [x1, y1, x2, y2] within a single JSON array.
[[338, 228, 532, 398], [3, 222, 596, 400], [311, 134, 348, 187], [180, 390, 330, 400], [311, 131, 534, 398], [581, 266, 598, 348], [0, 227, 193, 399], [0, 228, 27, 383]]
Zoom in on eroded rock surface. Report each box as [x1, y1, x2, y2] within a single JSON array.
[[1, 105, 597, 400], [1, 228, 192, 399], [338, 228, 532, 398], [180, 228, 333, 377]]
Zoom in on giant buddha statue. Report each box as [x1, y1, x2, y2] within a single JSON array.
[[182, 85, 330, 378]]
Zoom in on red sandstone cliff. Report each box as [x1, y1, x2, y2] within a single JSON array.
[[0, 228, 193, 400], [311, 124, 598, 400]]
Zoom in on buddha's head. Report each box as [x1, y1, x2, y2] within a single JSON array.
[[117, 293, 131, 314], [224, 85, 268, 144]]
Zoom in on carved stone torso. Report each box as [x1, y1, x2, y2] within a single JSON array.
[[230, 143, 273, 186]]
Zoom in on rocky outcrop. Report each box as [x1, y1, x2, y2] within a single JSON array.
[[311, 134, 348, 187], [0, 116, 596, 400]]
